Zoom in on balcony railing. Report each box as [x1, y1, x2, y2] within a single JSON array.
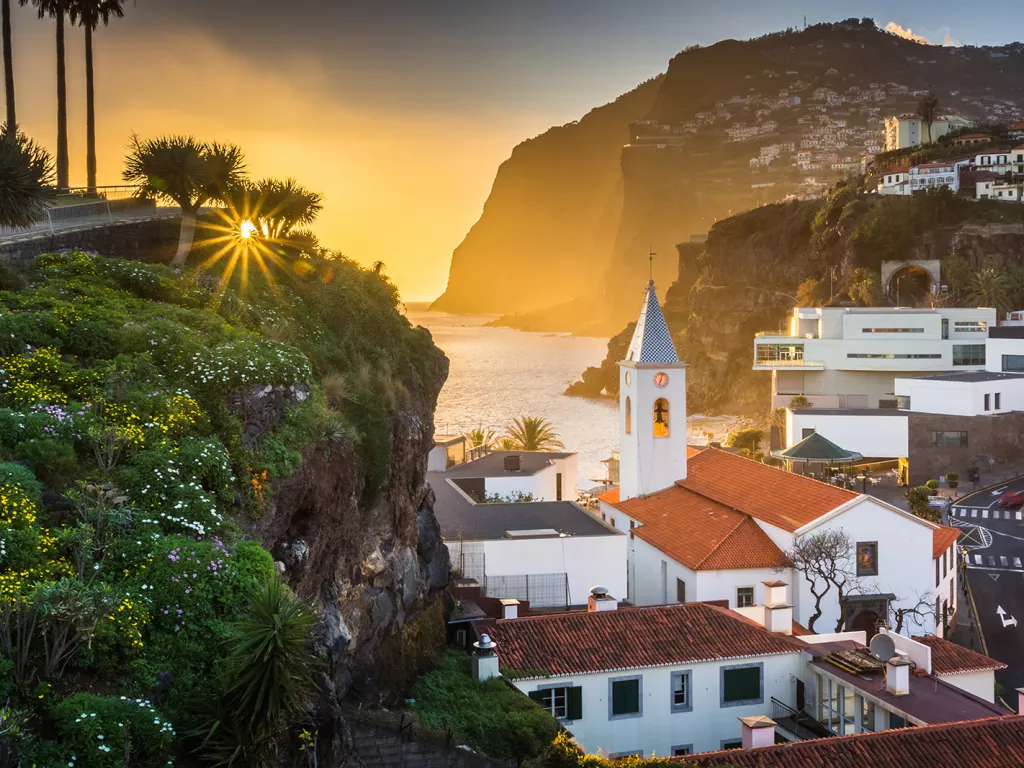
[[771, 697, 835, 741], [755, 330, 794, 338], [753, 358, 825, 369]]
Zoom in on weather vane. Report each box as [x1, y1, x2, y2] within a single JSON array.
[[648, 247, 656, 282]]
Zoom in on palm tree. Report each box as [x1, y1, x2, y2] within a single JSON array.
[[504, 416, 565, 451], [968, 266, 1011, 313], [0, 125, 54, 227], [2, 0, 23, 129], [123, 134, 246, 265], [464, 428, 497, 451], [227, 177, 322, 246], [68, 0, 125, 194], [29, 0, 70, 191]]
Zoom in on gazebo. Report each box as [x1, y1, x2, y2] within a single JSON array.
[[771, 432, 863, 483]]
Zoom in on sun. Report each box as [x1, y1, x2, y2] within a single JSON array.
[[239, 219, 258, 239]]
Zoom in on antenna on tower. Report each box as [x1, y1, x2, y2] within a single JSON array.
[[648, 247, 656, 282]]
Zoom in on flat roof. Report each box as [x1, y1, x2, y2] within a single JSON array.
[[790, 408, 904, 416], [440, 450, 572, 479], [428, 471, 616, 541], [810, 657, 1005, 724], [989, 327, 1024, 339], [914, 372, 1024, 383]]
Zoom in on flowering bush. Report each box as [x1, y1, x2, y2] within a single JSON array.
[[53, 693, 175, 768]]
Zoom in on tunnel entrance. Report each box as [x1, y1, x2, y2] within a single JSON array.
[[887, 265, 934, 306]]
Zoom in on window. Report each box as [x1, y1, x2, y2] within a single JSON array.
[[931, 430, 968, 448], [857, 541, 878, 576], [996, 392, 1001, 410], [897, 395, 911, 410], [847, 353, 941, 359], [802, 428, 815, 439], [672, 746, 694, 757], [862, 327, 924, 333], [953, 344, 985, 366], [653, 398, 669, 438], [676, 578, 686, 603], [671, 670, 692, 712], [756, 343, 804, 362], [985, 393, 991, 411], [861, 698, 875, 732], [721, 740, 743, 750], [935, 557, 940, 587], [609, 676, 642, 719], [954, 320, 988, 332], [629, 520, 635, 540], [556, 473, 563, 501], [943, 549, 948, 578], [736, 587, 755, 608], [528, 685, 582, 721], [942, 318, 949, 339], [721, 663, 763, 707], [624, 396, 632, 435], [610, 517, 617, 528]]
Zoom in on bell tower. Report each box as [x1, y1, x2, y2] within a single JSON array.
[[618, 280, 688, 501]]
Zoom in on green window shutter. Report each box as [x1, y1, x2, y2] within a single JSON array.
[[612, 679, 640, 715], [567, 686, 583, 720], [724, 667, 761, 703], [528, 690, 545, 706]]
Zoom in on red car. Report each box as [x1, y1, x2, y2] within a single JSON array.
[[998, 490, 1024, 508]]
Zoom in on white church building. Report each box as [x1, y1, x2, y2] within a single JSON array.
[[598, 280, 959, 636]]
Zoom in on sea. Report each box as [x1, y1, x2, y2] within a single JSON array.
[[405, 305, 740, 487]]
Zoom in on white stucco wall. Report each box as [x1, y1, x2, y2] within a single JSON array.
[[512, 652, 804, 757], [695, 568, 797, 610], [482, 532, 627, 608], [483, 454, 579, 502], [895, 375, 1024, 416], [938, 670, 996, 703], [786, 409, 908, 457], [987, 336, 1024, 373]]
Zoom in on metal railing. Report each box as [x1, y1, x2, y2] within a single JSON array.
[[770, 697, 834, 741], [0, 197, 171, 240], [753, 358, 825, 368]]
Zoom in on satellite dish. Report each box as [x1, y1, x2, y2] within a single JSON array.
[[869, 633, 896, 662]]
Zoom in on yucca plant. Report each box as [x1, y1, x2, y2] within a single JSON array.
[[0, 125, 54, 228]]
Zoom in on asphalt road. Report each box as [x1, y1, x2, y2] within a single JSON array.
[[950, 477, 1024, 707]]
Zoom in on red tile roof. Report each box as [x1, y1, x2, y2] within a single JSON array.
[[613, 485, 790, 571], [597, 488, 619, 504], [487, 603, 805, 677], [933, 524, 960, 558], [913, 635, 1008, 675], [684, 715, 1024, 767], [679, 449, 857, 532]]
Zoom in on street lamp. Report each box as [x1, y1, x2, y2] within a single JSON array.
[[857, 472, 867, 493]]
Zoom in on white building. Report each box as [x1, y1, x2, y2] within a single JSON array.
[[990, 181, 1023, 201], [908, 161, 964, 194], [431, 450, 626, 608], [973, 151, 1013, 174], [486, 587, 1005, 758], [883, 114, 963, 151], [600, 284, 958, 636], [753, 306, 997, 410], [877, 168, 910, 196]]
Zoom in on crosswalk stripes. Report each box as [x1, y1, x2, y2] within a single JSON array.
[[1018, 511, 1023, 521], [988, 556, 996, 566], [994, 510, 1001, 520], [975, 554, 983, 564], [965, 552, 1024, 571], [983, 510, 990, 519], [972, 510, 978, 518], [1015, 557, 1022, 568], [1001, 556, 1009, 566]]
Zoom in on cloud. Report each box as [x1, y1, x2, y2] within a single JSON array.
[[885, 21, 961, 47]]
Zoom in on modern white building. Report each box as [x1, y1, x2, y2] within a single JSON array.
[[431, 450, 625, 608], [599, 282, 959, 636], [486, 587, 1005, 758], [753, 306, 997, 410]]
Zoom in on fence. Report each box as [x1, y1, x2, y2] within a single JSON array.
[[485, 573, 569, 608]]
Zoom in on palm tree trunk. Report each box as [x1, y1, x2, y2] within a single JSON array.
[[55, 10, 69, 191], [2, 0, 14, 129], [171, 211, 197, 266], [85, 23, 96, 193]]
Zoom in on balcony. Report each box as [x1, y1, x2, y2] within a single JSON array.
[[753, 358, 824, 370], [771, 697, 836, 742]]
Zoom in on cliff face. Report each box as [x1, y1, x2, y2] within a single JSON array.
[[431, 77, 662, 316], [439, 20, 1024, 332]]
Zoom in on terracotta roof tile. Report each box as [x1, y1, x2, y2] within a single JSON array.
[[913, 634, 1008, 675], [684, 715, 1024, 767], [679, 448, 857, 532], [614, 485, 789, 571], [487, 602, 805, 677], [597, 488, 619, 504], [933, 524, 960, 558]]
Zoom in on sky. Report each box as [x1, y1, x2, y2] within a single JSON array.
[[9, 1, 1024, 300]]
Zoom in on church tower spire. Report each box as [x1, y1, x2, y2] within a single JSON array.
[[618, 280, 687, 500]]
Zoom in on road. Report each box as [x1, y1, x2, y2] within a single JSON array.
[[949, 477, 1024, 707]]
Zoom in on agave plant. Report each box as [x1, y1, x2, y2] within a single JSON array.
[[503, 416, 564, 451]]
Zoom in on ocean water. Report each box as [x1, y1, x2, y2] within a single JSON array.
[[405, 308, 742, 487]]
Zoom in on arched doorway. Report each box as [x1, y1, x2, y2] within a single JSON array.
[[887, 265, 934, 306]]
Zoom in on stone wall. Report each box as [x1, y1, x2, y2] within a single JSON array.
[[907, 411, 1024, 484], [0, 214, 183, 266]]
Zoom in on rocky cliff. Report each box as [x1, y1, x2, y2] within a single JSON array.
[[437, 20, 1024, 333]]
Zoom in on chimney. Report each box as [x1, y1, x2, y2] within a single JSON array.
[[886, 656, 911, 695], [761, 580, 792, 635], [762, 579, 788, 605], [587, 585, 618, 613], [739, 716, 776, 749], [472, 634, 500, 681], [499, 598, 520, 619], [503, 454, 522, 472]]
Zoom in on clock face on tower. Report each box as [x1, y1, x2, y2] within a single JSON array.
[[654, 372, 669, 388]]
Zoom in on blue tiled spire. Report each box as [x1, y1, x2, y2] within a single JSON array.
[[625, 280, 680, 364]]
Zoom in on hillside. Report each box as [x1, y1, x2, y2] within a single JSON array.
[[0, 249, 450, 765], [437, 19, 1024, 334], [567, 190, 1024, 414]]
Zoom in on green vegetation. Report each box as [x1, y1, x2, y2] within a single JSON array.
[[411, 650, 560, 766], [906, 486, 938, 522], [0, 125, 54, 227], [503, 416, 565, 451], [724, 427, 763, 454], [0, 247, 438, 762]]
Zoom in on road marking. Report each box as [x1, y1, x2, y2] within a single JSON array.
[[988, 556, 996, 565], [972, 510, 978, 518], [975, 554, 983, 564], [984, 510, 990, 519], [997, 605, 1019, 628], [1001, 556, 1009, 566], [995, 510, 1002, 519], [1018, 512, 1022, 521], [1015, 557, 1022, 568], [960, 509, 967, 517]]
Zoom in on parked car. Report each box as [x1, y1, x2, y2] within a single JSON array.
[[997, 489, 1024, 508]]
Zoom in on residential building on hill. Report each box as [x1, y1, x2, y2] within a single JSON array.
[[601, 282, 958, 636], [753, 305, 997, 410], [883, 114, 964, 151], [876, 167, 909, 195]]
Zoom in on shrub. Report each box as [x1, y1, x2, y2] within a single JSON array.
[[15, 437, 78, 489], [53, 693, 174, 768], [788, 395, 811, 409], [925, 479, 940, 491], [725, 428, 764, 453], [945, 472, 959, 484]]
